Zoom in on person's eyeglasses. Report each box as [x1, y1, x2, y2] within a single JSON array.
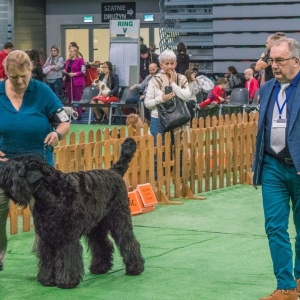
[[102, 66, 108, 68], [267, 57, 295, 66]]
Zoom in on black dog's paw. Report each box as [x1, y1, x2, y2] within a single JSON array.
[[89, 262, 113, 275], [125, 263, 144, 276], [56, 280, 80, 289], [38, 278, 56, 287]]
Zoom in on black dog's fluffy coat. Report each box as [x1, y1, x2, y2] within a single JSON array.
[[0, 138, 144, 288]]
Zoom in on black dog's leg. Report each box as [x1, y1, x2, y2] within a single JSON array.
[[37, 239, 56, 286], [108, 209, 144, 276], [54, 241, 84, 289], [87, 217, 114, 274]]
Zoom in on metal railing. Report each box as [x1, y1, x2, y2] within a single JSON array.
[[158, 0, 179, 52]]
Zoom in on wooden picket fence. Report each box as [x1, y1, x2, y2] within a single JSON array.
[[9, 112, 258, 234]]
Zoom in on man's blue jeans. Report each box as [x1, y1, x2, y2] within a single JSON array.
[[261, 154, 300, 289], [47, 78, 62, 101]]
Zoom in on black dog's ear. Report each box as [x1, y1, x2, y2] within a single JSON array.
[[27, 170, 43, 184]]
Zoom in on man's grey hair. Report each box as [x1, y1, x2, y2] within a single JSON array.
[[273, 37, 300, 59], [158, 49, 176, 64]]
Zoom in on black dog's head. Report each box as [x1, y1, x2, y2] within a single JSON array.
[[0, 156, 44, 206]]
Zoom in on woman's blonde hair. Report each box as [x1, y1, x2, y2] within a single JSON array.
[[4, 50, 32, 74]]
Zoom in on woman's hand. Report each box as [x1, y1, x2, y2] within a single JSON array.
[[0, 150, 8, 162], [44, 132, 60, 148], [68, 72, 76, 77], [167, 69, 176, 84], [162, 91, 175, 102], [130, 85, 135, 90]]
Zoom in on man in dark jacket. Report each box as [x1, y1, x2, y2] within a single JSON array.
[[175, 42, 190, 75], [139, 44, 159, 82]]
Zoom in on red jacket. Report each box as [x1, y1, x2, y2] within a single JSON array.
[[245, 78, 259, 100], [0, 50, 8, 79], [210, 85, 225, 103]]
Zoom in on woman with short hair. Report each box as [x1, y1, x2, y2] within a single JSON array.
[[145, 49, 191, 146], [0, 50, 70, 271]]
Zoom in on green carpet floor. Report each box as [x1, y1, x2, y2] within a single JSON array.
[[1, 184, 296, 300]]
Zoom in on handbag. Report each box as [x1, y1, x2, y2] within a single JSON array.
[[157, 95, 191, 130], [154, 75, 190, 131]]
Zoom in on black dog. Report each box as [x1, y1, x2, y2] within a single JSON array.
[[0, 138, 144, 289]]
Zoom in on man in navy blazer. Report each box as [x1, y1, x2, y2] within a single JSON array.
[[253, 38, 300, 300]]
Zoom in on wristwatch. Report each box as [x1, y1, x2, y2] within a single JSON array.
[[54, 130, 63, 140]]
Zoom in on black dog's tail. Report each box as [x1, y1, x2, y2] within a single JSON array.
[[110, 138, 137, 177]]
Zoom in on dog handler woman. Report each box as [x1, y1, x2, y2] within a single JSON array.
[[0, 50, 70, 271]]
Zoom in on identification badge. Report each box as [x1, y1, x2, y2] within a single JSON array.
[[273, 118, 287, 128]]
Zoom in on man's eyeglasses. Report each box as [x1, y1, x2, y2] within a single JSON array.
[[267, 57, 295, 66]]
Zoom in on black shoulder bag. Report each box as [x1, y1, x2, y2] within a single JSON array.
[[155, 76, 191, 131]]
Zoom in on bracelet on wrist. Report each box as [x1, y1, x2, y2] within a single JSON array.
[[54, 130, 62, 141]]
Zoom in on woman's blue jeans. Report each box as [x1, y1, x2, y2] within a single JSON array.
[[47, 78, 63, 101], [261, 154, 300, 289], [150, 117, 167, 147]]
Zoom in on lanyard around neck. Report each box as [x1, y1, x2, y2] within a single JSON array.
[[275, 72, 300, 118]]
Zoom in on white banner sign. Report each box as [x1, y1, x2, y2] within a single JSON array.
[[110, 20, 140, 35]]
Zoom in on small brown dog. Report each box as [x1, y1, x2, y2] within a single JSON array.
[[126, 114, 144, 136]]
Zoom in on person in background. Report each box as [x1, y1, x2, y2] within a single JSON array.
[[225, 66, 244, 94], [197, 77, 227, 109], [192, 67, 200, 77], [253, 37, 300, 300], [29, 49, 44, 82], [185, 69, 202, 125], [244, 68, 259, 103], [43, 45, 64, 100], [68, 42, 84, 59], [140, 44, 159, 82], [90, 61, 119, 124], [62, 47, 86, 119], [149, 43, 157, 54], [250, 62, 260, 83], [175, 42, 190, 75], [0, 50, 70, 271], [145, 49, 191, 146], [255, 33, 285, 85], [127, 63, 159, 122], [0, 42, 14, 80]]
